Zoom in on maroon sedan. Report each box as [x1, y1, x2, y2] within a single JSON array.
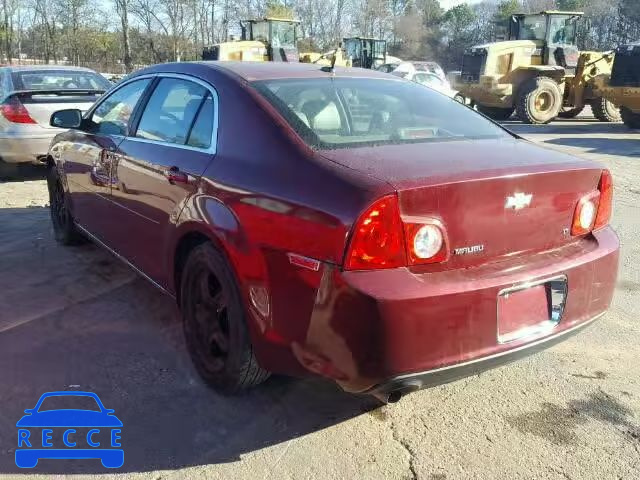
[[46, 62, 619, 402]]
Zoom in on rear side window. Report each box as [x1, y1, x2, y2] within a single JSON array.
[[89, 78, 151, 136], [187, 94, 214, 149], [136, 78, 209, 146]]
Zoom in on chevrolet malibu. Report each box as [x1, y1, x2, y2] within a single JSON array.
[[46, 62, 619, 402]]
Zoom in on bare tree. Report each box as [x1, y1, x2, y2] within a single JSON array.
[[114, 0, 133, 71]]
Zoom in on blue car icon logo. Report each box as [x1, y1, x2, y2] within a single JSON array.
[[15, 391, 123, 468]]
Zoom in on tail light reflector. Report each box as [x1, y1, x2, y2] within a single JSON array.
[[0, 97, 36, 124], [344, 194, 449, 271]]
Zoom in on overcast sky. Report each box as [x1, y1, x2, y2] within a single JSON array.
[[440, 0, 483, 9]]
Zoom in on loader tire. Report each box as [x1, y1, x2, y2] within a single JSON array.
[[591, 96, 621, 122], [515, 76, 562, 124], [476, 104, 514, 121], [621, 107, 640, 129]]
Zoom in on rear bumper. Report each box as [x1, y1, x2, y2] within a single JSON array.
[[366, 311, 603, 401], [302, 228, 619, 394], [0, 134, 54, 164]]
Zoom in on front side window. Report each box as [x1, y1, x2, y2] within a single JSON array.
[[136, 78, 208, 145], [549, 16, 577, 45], [88, 78, 151, 136], [253, 77, 509, 150]]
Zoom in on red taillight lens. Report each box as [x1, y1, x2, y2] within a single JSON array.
[[344, 195, 406, 270], [344, 195, 450, 271], [594, 169, 613, 231], [0, 98, 36, 124]]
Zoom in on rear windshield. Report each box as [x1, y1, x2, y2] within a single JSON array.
[[253, 77, 509, 149], [11, 70, 111, 92]]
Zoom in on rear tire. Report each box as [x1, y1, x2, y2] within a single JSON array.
[[515, 76, 563, 124], [558, 106, 584, 119], [591, 96, 621, 122], [476, 104, 514, 121], [620, 107, 640, 129], [46, 165, 85, 245], [180, 242, 269, 393]]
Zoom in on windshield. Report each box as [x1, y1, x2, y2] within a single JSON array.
[[517, 14, 547, 41], [270, 21, 296, 48], [253, 78, 508, 150], [37, 395, 101, 412], [12, 70, 111, 91], [250, 21, 269, 43]]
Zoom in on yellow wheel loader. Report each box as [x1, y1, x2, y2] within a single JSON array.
[[454, 11, 619, 124], [300, 37, 387, 69], [202, 18, 300, 62], [592, 44, 640, 130]]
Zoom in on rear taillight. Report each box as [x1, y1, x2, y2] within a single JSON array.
[[344, 195, 449, 271], [594, 169, 613, 230], [344, 195, 406, 270], [0, 97, 36, 124], [571, 169, 613, 236]]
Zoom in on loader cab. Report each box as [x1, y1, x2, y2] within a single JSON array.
[[202, 18, 299, 62], [343, 37, 386, 69], [242, 18, 299, 62], [509, 11, 582, 70]]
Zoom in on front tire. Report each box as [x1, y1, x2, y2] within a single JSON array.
[[47, 165, 85, 245], [591, 96, 621, 122], [476, 104, 514, 121], [515, 76, 563, 124], [621, 107, 640, 129], [180, 243, 269, 393]]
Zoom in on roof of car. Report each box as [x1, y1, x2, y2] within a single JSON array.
[[195, 61, 395, 82], [1, 65, 96, 72]]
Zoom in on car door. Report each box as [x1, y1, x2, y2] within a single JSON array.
[[61, 78, 152, 242], [108, 74, 217, 287]]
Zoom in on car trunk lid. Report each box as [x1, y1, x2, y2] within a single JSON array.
[[3, 90, 103, 128], [319, 138, 604, 270]]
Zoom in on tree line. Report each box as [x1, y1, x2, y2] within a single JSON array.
[[0, 0, 638, 73]]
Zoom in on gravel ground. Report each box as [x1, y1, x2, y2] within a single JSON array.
[[0, 117, 638, 480]]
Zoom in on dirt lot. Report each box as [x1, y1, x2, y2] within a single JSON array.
[[0, 117, 639, 479]]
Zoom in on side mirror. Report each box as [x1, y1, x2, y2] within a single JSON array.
[[50, 109, 82, 129], [23, 409, 34, 414]]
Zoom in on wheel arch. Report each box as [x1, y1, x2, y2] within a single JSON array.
[[171, 224, 231, 304]]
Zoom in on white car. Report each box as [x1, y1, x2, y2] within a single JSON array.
[[391, 63, 465, 102]]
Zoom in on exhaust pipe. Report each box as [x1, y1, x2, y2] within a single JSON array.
[[370, 381, 422, 404], [372, 390, 403, 404]]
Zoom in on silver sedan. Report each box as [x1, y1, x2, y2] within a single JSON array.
[[0, 65, 111, 165]]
